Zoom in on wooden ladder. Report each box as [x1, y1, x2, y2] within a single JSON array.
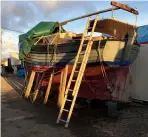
[[56, 15, 98, 128]]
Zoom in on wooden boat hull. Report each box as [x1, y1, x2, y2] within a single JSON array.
[[25, 63, 130, 102], [25, 40, 140, 67], [23, 39, 139, 102]]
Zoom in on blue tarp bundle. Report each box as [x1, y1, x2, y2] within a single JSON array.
[[137, 25, 148, 43], [17, 69, 25, 78]]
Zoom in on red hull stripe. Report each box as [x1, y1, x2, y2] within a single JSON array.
[[139, 42, 148, 44]]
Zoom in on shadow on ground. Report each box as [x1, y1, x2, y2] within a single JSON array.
[[1, 75, 148, 137]]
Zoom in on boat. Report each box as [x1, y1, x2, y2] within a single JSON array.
[[19, 1, 140, 103]]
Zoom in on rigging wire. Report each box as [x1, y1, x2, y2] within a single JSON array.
[[1, 27, 24, 33]]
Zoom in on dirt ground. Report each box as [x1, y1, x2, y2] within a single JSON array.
[[1, 75, 148, 137]]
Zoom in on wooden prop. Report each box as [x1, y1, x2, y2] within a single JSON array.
[[25, 71, 36, 98], [57, 65, 68, 108], [43, 73, 54, 104], [32, 73, 45, 102], [58, 71, 64, 107]]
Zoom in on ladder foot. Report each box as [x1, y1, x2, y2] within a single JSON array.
[[65, 123, 69, 128], [56, 120, 60, 124], [43, 101, 47, 105], [32, 100, 35, 103], [72, 92, 75, 96]]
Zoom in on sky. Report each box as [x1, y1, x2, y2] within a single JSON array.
[[1, 1, 148, 59]]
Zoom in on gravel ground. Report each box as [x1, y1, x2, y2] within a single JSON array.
[[1, 75, 148, 137]]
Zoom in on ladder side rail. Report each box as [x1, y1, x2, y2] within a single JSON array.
[[65, 43, 94, 128], [72, 40, 92, 96], [65, 42, 93, 127], [72, 15, 98, 96], [64, 17, 90, 95], [72, 40, 93, 96]]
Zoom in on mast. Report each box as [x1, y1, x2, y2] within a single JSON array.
[[57, 1, 139, 26]]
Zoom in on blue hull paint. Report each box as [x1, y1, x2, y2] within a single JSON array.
[[25, 60, 132, 67]]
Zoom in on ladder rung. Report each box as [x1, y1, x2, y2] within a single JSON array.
[[74, 70, 79, 72], [85, 36, 91, 38], [77, 58, 83, 62], [66, 99, 72, 102], [88, 27, 92, 29], [71, 80, 76, 82], [59, 119, 67, 123], [63, 109, 69, 112], [77, 61, 81, 63], [68, 89, 73, 91], [82, 43, 87, 46]]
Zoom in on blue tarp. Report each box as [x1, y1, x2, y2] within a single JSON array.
[[17, 69, 25, 78], [137, 25, 148, 43], [103, 25, 148, 43]]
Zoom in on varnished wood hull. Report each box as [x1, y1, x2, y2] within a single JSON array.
[[24, 63, 130, 102], [25, 40, 140, 68], [24, 40, 139, 102]]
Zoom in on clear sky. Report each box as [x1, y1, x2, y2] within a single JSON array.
[[1, 1, 148, 59]]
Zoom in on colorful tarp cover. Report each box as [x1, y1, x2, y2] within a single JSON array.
[[19, 21, 65, 61], [137, 25, 148, 43]]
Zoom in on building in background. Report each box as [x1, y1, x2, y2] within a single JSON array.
[[10, 52, 21, 66], [129, 25, 148, 102], [1, 59, 8, 66]]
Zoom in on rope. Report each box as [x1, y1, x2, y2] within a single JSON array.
[[44, 33, 60, 66], [53, 45, 57, 64], [97, 39, 120, 94], [27, 36, 45, 65], [83, 76, 97, 94], [98, 40, 110, 85], [48, 27, 62, 70]]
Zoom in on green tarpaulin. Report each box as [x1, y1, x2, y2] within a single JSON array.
[[19, 21, 65, 61]]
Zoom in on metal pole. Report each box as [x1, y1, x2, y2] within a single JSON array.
[[58, 7, 119, 26]]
